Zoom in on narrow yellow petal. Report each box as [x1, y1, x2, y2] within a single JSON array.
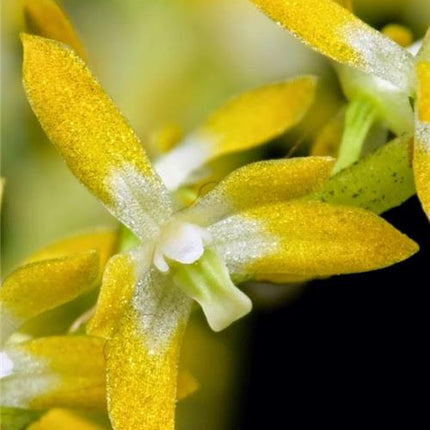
[[311, 110, 344, 157], [27, 409, 104, 430], [250, 0, 414, 92], [177, 369, 199, 400], [25, 229, 118, 273], [22, 34, 172, 239], [87, 248, 150, 339], [210, 201, 418, 278], [0, 251, 99, 345], [183, 156, 334, 226], [416, 28, 430, 62], [152, 124, 184, 154], [416, 62, 430, 124], [201, 77, 317, 158], [106, 270, 192, 430], [155, 77, 317, 190], [1, 336, 106, 410], [414, 61, 430, 219], [24, 0, 86, 60]]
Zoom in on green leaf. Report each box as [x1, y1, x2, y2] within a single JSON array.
[[312, 135, 415, 214]]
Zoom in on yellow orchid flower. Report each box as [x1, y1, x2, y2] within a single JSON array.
[[249, 0, 430, 220], [18, 33, 418, 429]]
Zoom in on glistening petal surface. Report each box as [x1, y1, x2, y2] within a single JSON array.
[[25, 229, 118, 277], [183, 156, 334, 226], [106, 269, 192, 430], [414, 61, 430, 219], [209, 201, 418, 278], [87, 246, 152, 339], [0, 336, 106, 410], [155, 77, 317, 190], [0, 251, 99, 345], [22, 34, 172, 239], [250, 0, 414, 93]]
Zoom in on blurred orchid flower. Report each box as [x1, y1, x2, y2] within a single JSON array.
[[249, 0, 430, 219]]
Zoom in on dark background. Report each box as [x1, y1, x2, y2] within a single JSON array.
[[238, 197, 429, 428]]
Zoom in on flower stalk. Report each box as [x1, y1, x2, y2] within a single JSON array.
[[333, 97, 378, 174]]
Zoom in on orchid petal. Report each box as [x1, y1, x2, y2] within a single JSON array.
[[0, 335, 197, 414], [183, 156, 334, 226], [209, 200, 418, 279], [311, 109, 344, 157], [27, 409, 104, 430], [416, 28, 430, 63], [250, 0, 414, 93], [105, 269, 192, 430], [26, 229, 118, 274], [414, 60, 430, 219], [155, 77, 317, 190], [0, 251, 99, 345], [24, 0, 86, 60], [314, 135, 415, 214], [87, 246, 152, 339], [22, 34, 172, 240], [0, 336, 106, 410]]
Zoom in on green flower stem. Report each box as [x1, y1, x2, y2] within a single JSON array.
[[171, 249, 252, 332], [332, 97, 378, 174]]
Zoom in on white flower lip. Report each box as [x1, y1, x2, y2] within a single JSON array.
[[153, 221, 211, 272]]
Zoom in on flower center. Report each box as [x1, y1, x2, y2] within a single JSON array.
[[153, 221, 210, 272]]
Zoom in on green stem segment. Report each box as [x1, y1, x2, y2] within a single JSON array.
[[171, 249, 252, 332], [332, 97, 378, 175]]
